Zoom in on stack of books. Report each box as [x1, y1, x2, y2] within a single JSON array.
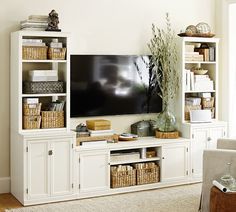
[[22, 38, 46, 47], [194, 75, 214, 91], [88, 129, 115, 137], [185, 44, 204, 61], [20, 15, 48, 31]]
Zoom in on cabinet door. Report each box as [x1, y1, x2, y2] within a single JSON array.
[[162, 143, 189, 182], [79, 151, 109, 193], [51, 138, 73, 196], [27, 140, 50, 199], [191, 128, 208, 179], [208, 126, 226, 150]]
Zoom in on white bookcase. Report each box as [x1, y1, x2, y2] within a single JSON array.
[[178, 37, 219, 123], [10, 31, 76, 205], [177, 37, 227, 181]]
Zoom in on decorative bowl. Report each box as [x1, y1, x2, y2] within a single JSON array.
[[193, 69, 208, 75]]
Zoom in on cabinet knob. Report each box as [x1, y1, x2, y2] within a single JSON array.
[[207, 137, 212, 141], [162, 157, 165, 159], [48, 150, 53, 155]]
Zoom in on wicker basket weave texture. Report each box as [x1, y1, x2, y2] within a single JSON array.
[[22, 46, 48, 60], [111, 169, 136, 188], [23, 81, 64, 94], [23, 116, 41, 129], [41, 111, 64, 128], [23, 103, 42, 116], [202, 97, 214, 108], [135, 164, 160, 185], [48, 47, 66, 60]]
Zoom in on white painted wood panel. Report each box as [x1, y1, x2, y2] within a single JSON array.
[[27, 140, 50, 199]]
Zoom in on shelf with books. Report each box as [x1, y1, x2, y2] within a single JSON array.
[[178, 37, 219, 123]]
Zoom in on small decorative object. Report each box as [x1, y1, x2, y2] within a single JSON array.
[[220, 162, 236, 191], [118, 133, 138, 141], [196, 22, 211, 34], [192, 67, 208, 75], [155, 130, 179, 139], [185, 25, 197, 35], [178, 22, 215, 37], [148, 13, 179, 133], [131, 120, 155, 137], [46, 9, 61, 31]]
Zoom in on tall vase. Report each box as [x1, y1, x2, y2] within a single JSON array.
[[156, 102, 176, 132]]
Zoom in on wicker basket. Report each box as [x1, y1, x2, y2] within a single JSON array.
[[202, 97, 214, 108], [22, 46, 48, 60], [23, 103, 41, 116], [48, 47, 66, 60], [23, 81, 64, 94], [110, 167, 136, 188], [41, 111, 64, 128], [23, 115, 41, 129], [135, 163, 160, 185], [185, 105, 201, 120]]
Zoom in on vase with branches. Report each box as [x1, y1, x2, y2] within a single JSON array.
[[148, 13, 179, 132]]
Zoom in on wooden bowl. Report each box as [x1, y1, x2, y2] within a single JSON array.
[[193, 69, 208, 75]]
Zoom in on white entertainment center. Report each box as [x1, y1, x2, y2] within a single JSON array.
[[10, 31, 227, 206]]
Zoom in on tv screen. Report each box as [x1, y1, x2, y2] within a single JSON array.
[[70, 55, 162, 117]]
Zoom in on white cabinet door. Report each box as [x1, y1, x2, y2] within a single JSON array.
[[27, 140, 50, 199], [208, 126, 226, 150], [51, 138, 73, 196], [79, 151, 109, 193], [162, 143, 189, 182], [191, 128, 208, 179]]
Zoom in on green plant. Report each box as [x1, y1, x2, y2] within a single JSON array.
[[148, 13, 179, 110]]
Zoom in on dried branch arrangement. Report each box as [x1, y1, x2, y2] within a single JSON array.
[[148, 13, 179, 109]]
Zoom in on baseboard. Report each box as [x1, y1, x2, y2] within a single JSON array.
[[0, 177, 10, 193]]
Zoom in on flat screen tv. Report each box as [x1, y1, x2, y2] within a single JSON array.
[[70, 55, 162, 117]]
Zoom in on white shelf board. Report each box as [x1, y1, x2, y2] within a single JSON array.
[[184, 90, 215, 93], [22, 59, 67, 63], [185, 61, 216, 64], [20, 127, 68, 134], [110, 157, 161, 165], [22, 93, 67, 97]]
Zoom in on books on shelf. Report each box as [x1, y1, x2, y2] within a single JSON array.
[[20, 15, 48, 31], [22, 39, 46, 46], [185, 70, 214, 91], [185, 97, 201, 106], [29, 70, 58, 82], [88, 129, 115, 137]]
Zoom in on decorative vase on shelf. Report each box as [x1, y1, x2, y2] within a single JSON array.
[[156, 103, 176, 132]]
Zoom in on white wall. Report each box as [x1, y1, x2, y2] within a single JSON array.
[[0, 0, 215, 188]]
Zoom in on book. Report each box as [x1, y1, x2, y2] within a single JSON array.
[[194, 81, 214, 91], [22, 39, 43, 43], [28, 15, 48, 21], [209, 46, 215, 61], [21, 22, 48, 27], [23, 98, 39, 104], [22, 42, 46, 46], [21, 19, 48, 24], [20, 27, 46, 31], [185, 69, 191, 91], [190, 71, 195, 91]]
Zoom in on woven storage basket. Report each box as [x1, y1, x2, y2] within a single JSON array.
[[110, 169, 136, 188], [48, 47, 66, 60], [23, 115, 41, 129], [23, 103, 41, 116], [185, 105, 201, 120], [202, 97, 214, 108], [23, 81, 64, 94], [22, 46, 48, 60], [135, 163, 160, 185], [41, 111, 64, 128]]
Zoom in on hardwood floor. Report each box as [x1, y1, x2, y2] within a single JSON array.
[[0, 193, 22, 212]]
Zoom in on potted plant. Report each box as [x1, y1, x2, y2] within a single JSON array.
[[148, 13, 179, 132]]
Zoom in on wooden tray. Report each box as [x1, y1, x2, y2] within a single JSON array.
[[118, 136, 138, 141], [177, 32, 215, 38], [155, 131, 179, 139]]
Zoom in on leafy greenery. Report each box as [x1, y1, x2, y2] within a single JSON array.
[[148, 13, 179, 110]]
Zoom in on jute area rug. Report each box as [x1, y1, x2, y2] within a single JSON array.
[[6, 183, 201, 212]]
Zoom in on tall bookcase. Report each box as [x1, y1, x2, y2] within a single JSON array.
[[177, 37, 227, 181], [10, 31, 76, 205]]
